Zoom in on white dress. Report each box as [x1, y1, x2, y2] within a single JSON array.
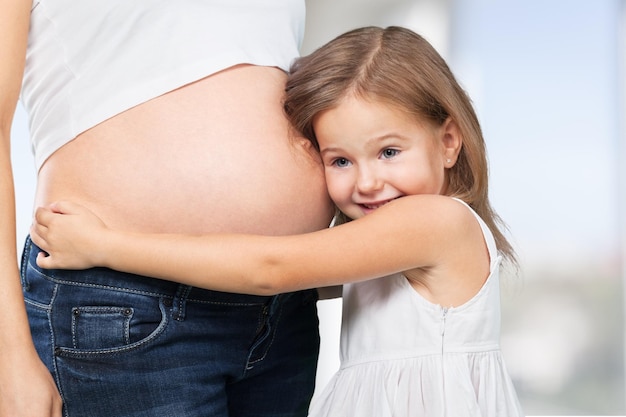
[[309, 200, 524, 417]]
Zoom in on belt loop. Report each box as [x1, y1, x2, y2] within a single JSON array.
[[172, 285, 192, 321], [268, 294, 283, 316]]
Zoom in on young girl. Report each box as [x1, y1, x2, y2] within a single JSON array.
[[30, 26, 524, 416]]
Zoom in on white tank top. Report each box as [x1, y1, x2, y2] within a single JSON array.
[[21, 0, 305, 170]]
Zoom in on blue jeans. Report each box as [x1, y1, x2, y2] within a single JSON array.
[[21, 237, 320, 417]]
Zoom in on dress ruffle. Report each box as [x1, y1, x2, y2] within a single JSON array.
[[309, 351, 523, 417]]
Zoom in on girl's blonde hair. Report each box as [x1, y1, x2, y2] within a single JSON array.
[[284, 26, 516, 266]]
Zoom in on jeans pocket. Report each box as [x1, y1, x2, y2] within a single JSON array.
[[55, 296, 170, 358], [71, 306, 133, 349]]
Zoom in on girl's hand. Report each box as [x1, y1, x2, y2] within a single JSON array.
[[30, 201, 109, 270]]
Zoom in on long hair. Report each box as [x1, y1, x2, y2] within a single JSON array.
[[284, 26, 516, 266]]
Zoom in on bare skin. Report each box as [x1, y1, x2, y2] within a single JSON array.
[[0, 0, 63, 415], [33, 194, 489, 307], [31, 97, 490, 310], [37, 65, 333, 236], [1, 18, 333, 414]]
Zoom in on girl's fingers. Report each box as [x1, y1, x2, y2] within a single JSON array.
[[50, 200, 84, 215], [29, 221, 42, 241], [34, 206, 54, 227], [35, 251, 51, 269]]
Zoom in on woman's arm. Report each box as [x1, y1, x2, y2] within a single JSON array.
[[32, 195, 476, 296], [0, 1, 63, 416]]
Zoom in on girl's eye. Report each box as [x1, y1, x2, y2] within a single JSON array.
[[381, 148, 399, 159], [332, 157, 351, 168]]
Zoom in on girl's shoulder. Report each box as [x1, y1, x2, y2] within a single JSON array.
[[384, 195, 479, 230], [395, 195, 494, 307]]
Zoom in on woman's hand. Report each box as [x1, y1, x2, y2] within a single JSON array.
[[0, 351, 63, 417], [30, 201, 110, 270]]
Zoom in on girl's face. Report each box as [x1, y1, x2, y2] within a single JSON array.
[[313, 95, 460, 220]]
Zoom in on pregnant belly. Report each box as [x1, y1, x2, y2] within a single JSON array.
[[36, 133, 332, 236], [35, 66, 333, 235]]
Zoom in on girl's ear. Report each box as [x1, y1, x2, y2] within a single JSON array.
[[440, 117, 462, 167]]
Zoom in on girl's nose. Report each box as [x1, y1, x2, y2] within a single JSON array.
[[355, 166, 383, 194]]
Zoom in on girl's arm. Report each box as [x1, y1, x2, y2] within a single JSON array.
[[32, 195, 478, 296], [0, 1, 64, 416]]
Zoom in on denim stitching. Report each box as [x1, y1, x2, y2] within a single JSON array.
[[174, 285, 192, 321], [23, 297, 51, 310], [70, 306, 133, 349], [54, 300, 169, 358], [246, 297, 283, 369], [45, 282, 68, 417], [20, 236, 31, 290]]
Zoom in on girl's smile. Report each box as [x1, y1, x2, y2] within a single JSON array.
[[357, 197, 401, 214]]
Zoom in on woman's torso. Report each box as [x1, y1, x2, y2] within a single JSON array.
[[36, 66, 333, 235], [25, 0, 334, 235]]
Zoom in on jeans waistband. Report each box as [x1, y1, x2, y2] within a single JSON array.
[[24, 236, 277, 305]]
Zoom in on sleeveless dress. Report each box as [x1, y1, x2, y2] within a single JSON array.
[[308, 200, 524, 417]]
